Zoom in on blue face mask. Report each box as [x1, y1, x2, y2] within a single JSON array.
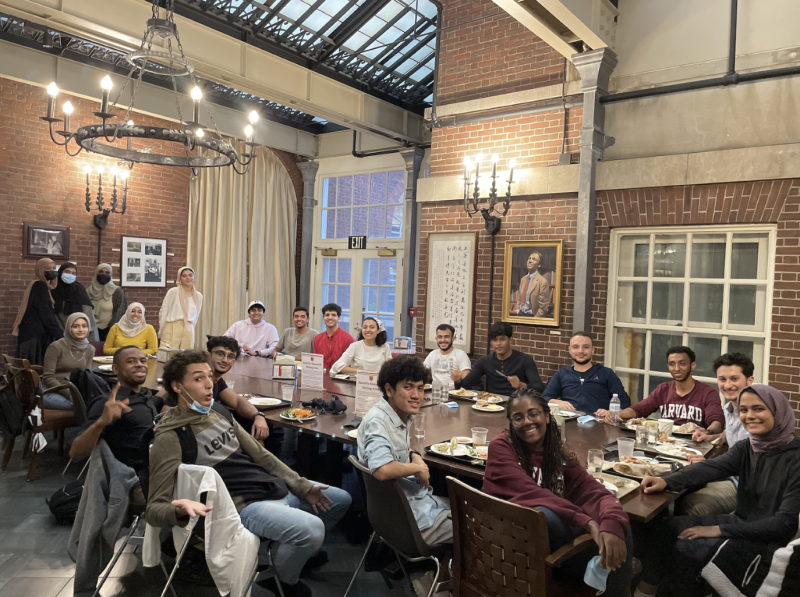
[[61, 273, 76, 284], [181, 385, 213, 415]]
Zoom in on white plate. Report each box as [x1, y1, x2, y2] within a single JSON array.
[[472, 404, 504, 412], [347, 429, 358, 439], [424, 384, 432, 390], [97, 364, 113, 372], [450, 389, 476, 398], [92, 356, 113, 363], [655, 445, 702, 459], [474, 395, 502, 403], [280, 413, 316, 422], [249, 397, 282, 407], [455, 436, 473, 443]]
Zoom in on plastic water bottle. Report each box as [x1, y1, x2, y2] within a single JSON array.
[[610, 393, 621, 425]]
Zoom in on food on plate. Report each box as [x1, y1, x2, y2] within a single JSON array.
[[474, 402, 503, 411], [281, 407, 313, 420], [657, 444, 700, 460], [431, 438, 470, 457], [675, 422, 698, 434], [625, 417, 648, 428], [612, 461, 672, 478], [477, 392, 501, 403], [424, 384, 432, 390], [620, 455, 656, 466], [450, 388, 476, 396]]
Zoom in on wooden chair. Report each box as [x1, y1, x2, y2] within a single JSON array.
[[446, 477, 598, 597], [1, 354, 86, 481]]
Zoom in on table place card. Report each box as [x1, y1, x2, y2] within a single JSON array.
[[301, 353, 325, 389], [355, 371, 381, 416]]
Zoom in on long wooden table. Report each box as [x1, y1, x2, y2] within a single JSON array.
[[143, 357, 681, 523]]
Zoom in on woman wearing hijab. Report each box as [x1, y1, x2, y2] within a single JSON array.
[[42, 312, 95, 410], [158, 266, 203, 349], [13, 258, 64, 365], [51, 262, 100, 341], [87, 263, 127, 341], [637, 384, 800, 597], [103, 303, 158, 355]]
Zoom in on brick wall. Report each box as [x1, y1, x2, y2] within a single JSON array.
[[439, 0, 565, 105]]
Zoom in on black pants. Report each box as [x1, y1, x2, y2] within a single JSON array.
[[98, 326, 111, 341]]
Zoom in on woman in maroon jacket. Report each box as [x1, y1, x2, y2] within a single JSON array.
[[483, 389, 632, 596]]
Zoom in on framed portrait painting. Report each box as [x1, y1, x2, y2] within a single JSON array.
[[23, 222, 70, 260], [502, 240, 563, 326], [121, 236, 167, 287]]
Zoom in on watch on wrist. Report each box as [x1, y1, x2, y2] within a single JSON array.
[[409, 450, 422, 460], [255, 412, 267, 420], [256, 351, 261, 357]]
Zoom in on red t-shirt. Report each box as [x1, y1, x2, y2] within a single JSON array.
[[631, 380, 724, 428], [313, 327, 355, 370]]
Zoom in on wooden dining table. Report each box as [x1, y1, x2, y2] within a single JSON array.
[[142, 356, 682, 523]]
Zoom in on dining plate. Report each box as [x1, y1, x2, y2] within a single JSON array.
[[92, 356, 113, 364], [655, 444, 702, 460], [280, 413, 316, 422], [455, 436, 473, 443], [450, 389, 476, 398], [97, 364, 113, 372], [347, 429, 358, 439], [472, 404, 504, 412], [424, 384, 432, 390], [249, 397, 282, 407]]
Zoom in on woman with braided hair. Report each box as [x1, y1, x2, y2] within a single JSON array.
[[482, 389, 633, 596]]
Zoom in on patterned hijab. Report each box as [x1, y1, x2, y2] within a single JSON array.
[[63, 312, 91, 353], [12, 258, 56, 336], [736, 384, 797, 453], [116, 302, 147, 337]]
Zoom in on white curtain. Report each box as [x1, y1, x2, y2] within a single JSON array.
[[188, 143, 297, 347]]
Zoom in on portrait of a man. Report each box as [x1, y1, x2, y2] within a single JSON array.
[[502, 240, 563, 326]]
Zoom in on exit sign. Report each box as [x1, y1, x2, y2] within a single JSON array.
[[349, 236, 367, 249]]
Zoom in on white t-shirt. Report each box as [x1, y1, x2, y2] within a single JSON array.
[[331, 341, 392, 374], [423, 348, 472, 386]]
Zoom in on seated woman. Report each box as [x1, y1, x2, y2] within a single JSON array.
[[482, 390, 632, 597], [638, 384, 800, 597], [330, 316, 392, 374], [104, 303, 158, 355], [42, 312, 95, 410]]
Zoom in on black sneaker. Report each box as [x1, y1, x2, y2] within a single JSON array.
[[257, 577, 312, 597], [301, 550, 328, 573]]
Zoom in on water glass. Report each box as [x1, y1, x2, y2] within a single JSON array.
[[432, 381, 447, 405], [414, 413, 426, 440], [281, 383, 294, 402], [227, 381, 235, 392], [587, 449, 604, 474], [635, 425, 648, 445], [646, 422, 659, 445], [471, 427, 489, 446], [617, 437, 635, 458]]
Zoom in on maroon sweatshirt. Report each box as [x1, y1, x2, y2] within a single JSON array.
[[482, 434, 629, 540]]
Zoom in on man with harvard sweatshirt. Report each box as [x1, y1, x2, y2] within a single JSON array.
[[146, 351, 351, 597], [483, 390, 632, 597]]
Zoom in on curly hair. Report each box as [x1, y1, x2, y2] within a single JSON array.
[[712, 352, 754, 378], [207, 335, 239, 354], [489, 321, 513, 340], [505, 389, 574, 498], [377, 355, 431, 401], [162, 350, 212, 402], [358, 316, 388, 347]]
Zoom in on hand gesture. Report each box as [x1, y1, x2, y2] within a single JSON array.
[[640, 476, 668, 494], [305, 484, 333, 514], [678, 525, 721, 540], [598, 532, 627, 570], [507, 375, 525, 390], [100, 383, 131, 426], [251, 415, 270, 440], [172, 499, 212, 518]]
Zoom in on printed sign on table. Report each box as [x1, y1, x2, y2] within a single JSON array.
[[300, 353, 325, 389], [355, 370, 382, 416]]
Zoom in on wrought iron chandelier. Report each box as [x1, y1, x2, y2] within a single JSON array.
[[40, 0, 259, 176], [84, 164, 129, 215], [463, 154, 516, 217]]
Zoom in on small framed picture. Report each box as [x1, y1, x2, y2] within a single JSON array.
[[121, 236, 167, 287], [23, 222, 70, 260]]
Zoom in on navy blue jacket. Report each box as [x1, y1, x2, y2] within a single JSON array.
[[542, 363, 630, 413]]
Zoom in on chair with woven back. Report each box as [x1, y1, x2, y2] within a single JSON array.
[[446, 477, 598, 597], [1, 354, 86, 481]]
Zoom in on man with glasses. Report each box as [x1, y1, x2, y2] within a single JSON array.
[[223, 300, 279, 357]]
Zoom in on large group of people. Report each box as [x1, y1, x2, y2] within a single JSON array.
[[9, 256, 800, 597]]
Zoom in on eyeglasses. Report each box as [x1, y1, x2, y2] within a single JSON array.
[[212, 350, 237, 362], [510, 410, 544, 425]]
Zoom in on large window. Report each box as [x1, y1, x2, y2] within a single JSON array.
[[606, 226, 775, 403], [320, 171, 405, 239]]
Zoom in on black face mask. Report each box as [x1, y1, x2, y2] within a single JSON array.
[[96, 274, 112, 285], [44, 270, 58, 281]]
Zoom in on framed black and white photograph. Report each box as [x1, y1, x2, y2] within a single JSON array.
[[502, 240, 563, 327], [121, 236, 167, 287], [23, 222, 70, 260]]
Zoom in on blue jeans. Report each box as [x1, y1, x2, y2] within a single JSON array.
[[43, 392, 73, 410], [239, 484, 351, 584], [538, 506, 633, 597]]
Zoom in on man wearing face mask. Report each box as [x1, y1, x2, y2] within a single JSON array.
[[147, 351, 352, 597], [87, 263, 127, 341]]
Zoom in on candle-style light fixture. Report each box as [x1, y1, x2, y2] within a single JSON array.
[[39, 0, 260, 176], [463, 154, 516, 218], [84, 164, 129, 215]]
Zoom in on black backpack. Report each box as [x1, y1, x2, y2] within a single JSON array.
[[46, 479, 85, 525], [0, 371, 25, 437]]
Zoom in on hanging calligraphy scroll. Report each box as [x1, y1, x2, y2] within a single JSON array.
[[425, 232, 478, 353]]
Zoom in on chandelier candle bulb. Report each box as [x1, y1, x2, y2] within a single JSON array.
[[191, 86, 202, 123], [62, 101, 73, 132], [100, 75, 112, 114], [248, 110, 259, 125], [509, 159, 516, 184], [245, 124, 254, 143], [46, 82, 59, 119], [491, 154, 498, 178]]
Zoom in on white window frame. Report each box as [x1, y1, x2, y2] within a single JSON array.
[[604, 224, 776, 396]]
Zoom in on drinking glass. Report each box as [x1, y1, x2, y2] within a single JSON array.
[[227, 381, 235, 391], [281, 383, 294, 402], [432, 381, 447, 405], [471, 427, 488, 446], [617, 437, 635, 458], [635, 425, 648, 445], [646, 422, 659, 445], [587, 449, 604, 474], [414, 413, 426, 440]]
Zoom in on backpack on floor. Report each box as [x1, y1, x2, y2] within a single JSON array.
[[46, 479, 85, 525]]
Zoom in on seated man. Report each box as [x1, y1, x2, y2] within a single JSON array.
[[544, 331, 630, 414], [676, 353, 754, 516], [147, 351, 352, 597], [358, 355, 452, 546], [312, 302, 354, 370], [70, 345, 160, 502], [604, 346, 724, 434], [457, 322, 544, 396], [223, 300, 278, 357], [423, 323, 471, 387], [272, 307, 318, 359]]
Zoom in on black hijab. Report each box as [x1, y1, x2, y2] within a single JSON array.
[[51, 262, 94, 316]]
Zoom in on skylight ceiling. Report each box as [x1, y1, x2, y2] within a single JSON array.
[[174, 0, 439, 112]]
